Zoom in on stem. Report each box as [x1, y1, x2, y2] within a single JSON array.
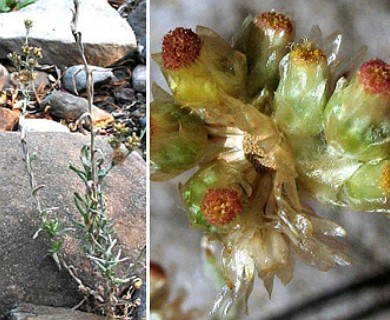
[[20, 98, 43, 214], [71, 0, 97, 188]]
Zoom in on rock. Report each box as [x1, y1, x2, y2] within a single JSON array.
[[7, 303, 105, 320], [0, 0, 137, 68], [0, 64, 8, 91], [0, 132, 146, 318], [139, 116, 146, 128], [62, 65, 113, 94], [33, 71, 53, 91], [132, 65, 146, 93], [112, 65, 132, 83], [19, 118, 69, 132], [40, 91, 113, 126], [127, 0, 146, 59], [0, 107, 19, 131], [138, 35, 146, 60], [114, 87, 135, 104], [127, 1, 146, 42]]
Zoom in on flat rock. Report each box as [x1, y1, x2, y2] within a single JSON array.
[[0, 107, 19, 131], [19, 118, 69, 132], [62, 65, 113, 94], [7, 303, 105, 320], [0, 0, 137, 68], [0, 132, 146, 318], [40, 91, 113, 125]]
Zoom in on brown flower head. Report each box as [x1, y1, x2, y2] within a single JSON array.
[[162, 27, 203, 70], [358, 59, 390, 96], [202, 188, 243, 226]]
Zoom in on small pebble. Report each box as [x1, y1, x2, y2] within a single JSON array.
[[40, 91, 113, 125], [132, 65, 146, 93], [62, 65, 113, 94], [114, 87, 136, 103]]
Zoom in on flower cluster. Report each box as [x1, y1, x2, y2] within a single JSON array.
[[7, 20, 43, 86], [152, 10, 390, 314], [109, 122, 140, 166]]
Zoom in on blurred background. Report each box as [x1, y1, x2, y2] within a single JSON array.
[[150, 1, 390, 319]]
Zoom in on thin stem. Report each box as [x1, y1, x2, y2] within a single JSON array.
[[71, 0, 97, 188], [19, 29, 43, 214]]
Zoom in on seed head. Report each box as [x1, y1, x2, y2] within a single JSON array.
[[358, 59, 390, 96], [255, 11, 293, 34], [162, 27, 202, 70], [202, 188, 243, 226]]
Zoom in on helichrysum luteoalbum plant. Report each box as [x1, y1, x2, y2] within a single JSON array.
[[151, 9, 390, 315], [13, 3, 144, 318]]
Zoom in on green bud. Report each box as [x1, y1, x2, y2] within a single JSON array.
[[24, 19, 33, 30], [274, 41, 329, 137], [125, 132, 141, 150], [150, 86, 209, 181], [180, 161, 248, 231], [234, 11, 294, 98], [340, 159, 390, 211], [154, 27, 247, 106], [324, 59, 390, 160]]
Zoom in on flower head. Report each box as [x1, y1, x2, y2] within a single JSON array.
[[202, 188, 243, 226], [154, 26, 247, 106], [274, 40, 329, 137], [290, 41, 326, 63], [358, 59, 390, 96], [255, 11, 293, 34], [162, 27, 202, 70], [181, 161, 248, 231], [234, 11, 294, 98], [324, 59, 390, 160], [24, 19, 33, 30]]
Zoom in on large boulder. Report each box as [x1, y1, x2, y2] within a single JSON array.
[[0, 0, 137, 68], [0, 132, 146, 319]]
